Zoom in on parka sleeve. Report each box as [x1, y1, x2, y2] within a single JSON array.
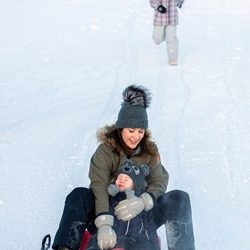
[[88, 144, 114, 216], [146, 145, 169, 200], [146, 161, 169, 200]]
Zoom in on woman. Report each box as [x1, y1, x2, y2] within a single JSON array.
[[52, 85, 195, 250]]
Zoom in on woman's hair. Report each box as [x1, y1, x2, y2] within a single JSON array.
[[100, 124, 157, 157]]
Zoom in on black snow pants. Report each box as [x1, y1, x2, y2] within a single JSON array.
[[52, 188, 195, 250]]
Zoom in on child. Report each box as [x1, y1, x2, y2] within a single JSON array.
[[150, 0, 184, 65], [86, 159, 160, 250]]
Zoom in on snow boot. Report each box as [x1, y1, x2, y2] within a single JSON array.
[[167, 38, 178, 66], [165, 220, 195, 250]]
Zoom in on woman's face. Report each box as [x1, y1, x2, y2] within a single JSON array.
[[115, 173, 134, 191], [121, 128, 145, 149]]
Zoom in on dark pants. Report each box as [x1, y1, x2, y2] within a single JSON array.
[[153, 190, 195, 250], [52, 188, 195, 250]]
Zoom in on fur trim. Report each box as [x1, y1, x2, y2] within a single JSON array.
[[95, 125, 157, 157], [96, 125, 116, 144], [122, 85, 151, 108], [107, 184, 120, 197], [96, 127, 109, 143], [107, 184, 136, 199]]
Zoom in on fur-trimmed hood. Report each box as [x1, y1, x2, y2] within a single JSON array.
[[95, 124, 118, 153], [95, 124, 156, 157], [96, 124, 116, 144]]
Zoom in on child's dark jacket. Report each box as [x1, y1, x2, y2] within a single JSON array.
[[86, 192, 160, 250]]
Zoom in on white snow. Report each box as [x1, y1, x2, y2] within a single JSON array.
[[1, 0, 250, 249]]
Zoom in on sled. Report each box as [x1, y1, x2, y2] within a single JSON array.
[[79, 230, 126, 250], [41, 230, 160, 250], [79, 230, 125, 250], [79, 230, 161, 250], [41, 234, 51, 250], [79, 230, 92, 250]]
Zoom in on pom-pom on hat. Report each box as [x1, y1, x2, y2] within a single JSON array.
[[116, 85, 151, 129], [116, 159, 149, 196]]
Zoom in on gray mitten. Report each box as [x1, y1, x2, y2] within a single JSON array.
[[114, 193, 154, 221], [124, 189, 136, 199], [95, 215, 117, 249]]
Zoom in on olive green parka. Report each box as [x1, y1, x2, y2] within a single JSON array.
[[88, 126, 169, 216]]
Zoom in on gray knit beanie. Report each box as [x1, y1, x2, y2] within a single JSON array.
[[116, 85, 151, 129]]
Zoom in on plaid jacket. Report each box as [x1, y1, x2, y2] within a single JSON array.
[[150, 0, 184, 26]]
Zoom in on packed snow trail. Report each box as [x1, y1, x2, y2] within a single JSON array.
[[1, 0, 250, 249]]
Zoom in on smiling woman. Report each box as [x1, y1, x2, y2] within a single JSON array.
[[51, 85, 195, 250], [120, 128, 145, 149]]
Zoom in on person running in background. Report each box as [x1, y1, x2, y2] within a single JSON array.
[[150, 0, 184, 65]]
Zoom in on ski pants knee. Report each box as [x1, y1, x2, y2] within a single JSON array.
[[153, 190, 195, 250], [52, 187, 96, 250]]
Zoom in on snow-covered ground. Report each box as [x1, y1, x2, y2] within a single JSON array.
[[1, 0, 250, 249]]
